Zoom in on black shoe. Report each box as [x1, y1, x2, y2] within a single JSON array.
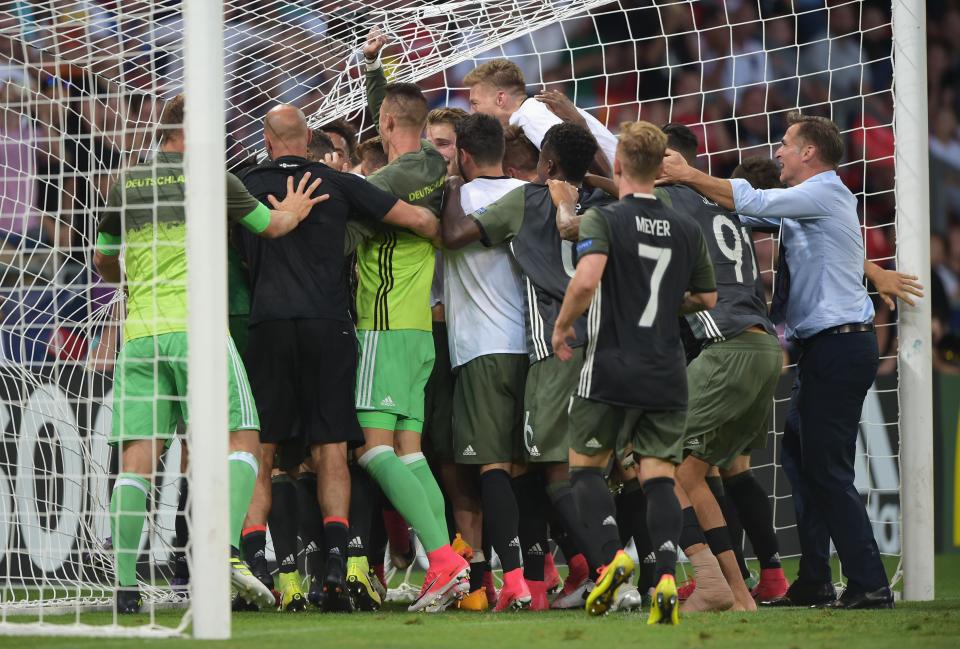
[[761, 580, 837, 607], [818, 586, 894, 610], [321, 558, 354, 613], [116, 588, 143, 614], [321, 577, 355, 613], [307, 577, 325, 608], [232, 593, 260, 612]]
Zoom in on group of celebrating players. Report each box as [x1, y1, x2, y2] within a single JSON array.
[[93, 29, 899, 625]]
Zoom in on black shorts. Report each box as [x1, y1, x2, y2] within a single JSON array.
[[245, 319, 364, 465]]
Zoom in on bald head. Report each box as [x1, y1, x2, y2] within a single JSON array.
[[263, 104, 310, 159]]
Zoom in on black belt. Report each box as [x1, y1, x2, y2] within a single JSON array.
[[804, 322, 874, 343]]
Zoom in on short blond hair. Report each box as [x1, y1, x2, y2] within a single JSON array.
[[617, 121, 668, 181], [463, 59, 525, 95], [427, 107, 468, 128]]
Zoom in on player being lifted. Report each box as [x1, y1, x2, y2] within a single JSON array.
[[463, 59, 618, 171], [94, 94, 325, 614], [442, 121, 611, 610], [551, 121, 717, 624], [353, 28, 468, 612]]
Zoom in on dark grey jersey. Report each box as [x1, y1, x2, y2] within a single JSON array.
[[576, 195, 716, 409], [657, 185, 774, 345], [473, 184, 613, 363]]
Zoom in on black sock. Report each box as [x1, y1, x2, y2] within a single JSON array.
[[347, 464, 374, 558], [368, 487, 387, 568], [444, 484, 458, 544], [296, 473, 325, 580], [618, 478, 653, 589], [480, 469, 522, 573], [615, 490, 632, 548], [708, 475, 749, 579], [724, 470, 781, 569], [469, 551, 490, 592], [643, 477, 681, 579], [323, 518, 350, 580], [545, 480, 587, 562], [297, 473, 326, 579], [570, 467, 621, 571], [269, 474, 299, 574], [173, 477, 189, 579], [241, 527, 267, 576], [513, 473, 548, 582], [679, 506, 705, 552]]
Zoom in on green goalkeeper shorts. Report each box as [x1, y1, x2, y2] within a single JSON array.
[[110, 332, 259, 444], [355, 329, 435, 433]]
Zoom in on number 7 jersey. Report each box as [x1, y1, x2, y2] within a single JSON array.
[[575, 193, 716, 409]]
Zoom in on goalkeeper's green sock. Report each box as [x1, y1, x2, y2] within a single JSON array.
[[110, 473, 150, 588], [228, 451, 259, 548], [401, 452, 449, 540], [359, 446, 447, 552]]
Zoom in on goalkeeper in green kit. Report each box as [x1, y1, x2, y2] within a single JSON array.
[[350, 28, 469, 613], [93, 95, 327, 614]]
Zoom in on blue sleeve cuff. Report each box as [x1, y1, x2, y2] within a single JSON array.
[[729, 178, 752, 213]]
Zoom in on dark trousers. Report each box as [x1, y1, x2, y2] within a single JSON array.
[[780, 330, 888, 593]]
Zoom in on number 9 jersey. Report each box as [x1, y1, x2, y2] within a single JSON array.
[[575, 193, 716, 410], [655, 184, 776, 347]]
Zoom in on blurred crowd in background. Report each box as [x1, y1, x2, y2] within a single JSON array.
[[0, 0, 956, 373]]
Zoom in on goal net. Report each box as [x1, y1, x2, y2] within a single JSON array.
[[0, 0, 906, 637]]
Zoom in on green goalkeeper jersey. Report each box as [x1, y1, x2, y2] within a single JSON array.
[[355, 64, 445, 332], [96, 152, 269, 343]]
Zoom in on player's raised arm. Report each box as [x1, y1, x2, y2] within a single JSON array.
[[363, 26, 390, 130]]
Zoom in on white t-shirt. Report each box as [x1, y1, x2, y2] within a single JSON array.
[[444, 176, 527, 368], [509, 97, 619, 167]]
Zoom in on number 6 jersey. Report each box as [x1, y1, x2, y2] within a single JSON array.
[[576, 193, 715, 409], [471, 183, 611, 363]]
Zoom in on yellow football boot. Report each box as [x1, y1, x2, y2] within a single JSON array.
[[585, 550, 634, 616], [647, 574, 680, 625], [278, 571, 307, 612], [346, 556, 382, 611]]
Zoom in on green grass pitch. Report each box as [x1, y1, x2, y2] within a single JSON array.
[[1, 555, 958, 648]]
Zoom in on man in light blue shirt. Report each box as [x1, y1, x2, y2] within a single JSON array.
[[659, 112, 897, 610]]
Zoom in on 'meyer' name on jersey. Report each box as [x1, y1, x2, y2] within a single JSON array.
[[636, 216, 671, 237], [574, 195, 716, 410]]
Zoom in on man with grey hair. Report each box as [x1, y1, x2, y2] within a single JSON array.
[[659, 112, 919, 610]]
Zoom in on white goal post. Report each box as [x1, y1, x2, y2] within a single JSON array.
[[892, 0, 934, 603], [183, 0, 231, 639]]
